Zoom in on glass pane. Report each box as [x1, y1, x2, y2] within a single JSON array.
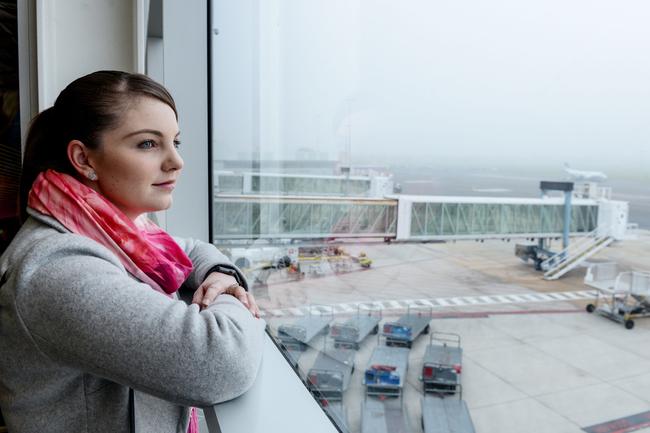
[[210, 2, 650, 432]]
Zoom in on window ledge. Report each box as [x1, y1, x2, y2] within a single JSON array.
[[203, 332, 339, 433]]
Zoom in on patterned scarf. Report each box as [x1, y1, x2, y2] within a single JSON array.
[[28, 169, 192, 295], [28, 169, 199, 432]]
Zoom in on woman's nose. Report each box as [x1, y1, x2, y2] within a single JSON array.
[[164, 145, 184, 172]]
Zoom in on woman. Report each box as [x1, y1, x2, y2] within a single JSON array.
[[0, 71, 264, 433]]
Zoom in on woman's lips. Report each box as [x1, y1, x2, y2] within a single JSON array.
[[153, 181, 176, 190]]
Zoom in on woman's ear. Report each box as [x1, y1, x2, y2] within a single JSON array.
[[67, 140, 97, 181]]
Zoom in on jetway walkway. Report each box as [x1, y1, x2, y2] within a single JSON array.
[[213, 194, 606, 242]]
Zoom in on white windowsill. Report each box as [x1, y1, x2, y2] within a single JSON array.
[[203, 333, 339, 433]]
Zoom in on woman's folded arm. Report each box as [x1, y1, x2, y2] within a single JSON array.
[[15, 233, 265, 407]]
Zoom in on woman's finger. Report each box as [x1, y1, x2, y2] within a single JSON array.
[[247, 292, 261, 318], [222, 284, 249, 307], [235, 286, 249, 307], [191, 285, 207, 306]]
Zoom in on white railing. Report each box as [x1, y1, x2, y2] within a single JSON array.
[[542, 228, 613, 279]]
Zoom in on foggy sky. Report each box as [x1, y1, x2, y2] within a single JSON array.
[[213, 1, 650, 172]]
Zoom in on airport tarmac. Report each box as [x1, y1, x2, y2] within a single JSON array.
[[256, 229, 650, 433]]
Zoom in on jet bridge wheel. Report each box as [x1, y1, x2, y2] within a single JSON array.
[[586, 304, 595, 313], [423, 325, 430, 334], [625, 319, 635, 330]]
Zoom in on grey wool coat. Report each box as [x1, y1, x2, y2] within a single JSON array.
[[0, 209, 265, 433]]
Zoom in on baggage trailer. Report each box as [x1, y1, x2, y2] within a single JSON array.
[[307, 347, 355, 401], [585, 265, 650, 330], [321, 401, 350, 433], [361, 397, 413, 433], [330, 306, 382, 350], [277, 306, 333, 351], [421, 332, 462, 394], [421, 393, 475, 433], [382, 306, 432, 348], [363, 345, 410, 398]]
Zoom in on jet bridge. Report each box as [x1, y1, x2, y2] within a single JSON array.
[[213, 193, 626, 244]]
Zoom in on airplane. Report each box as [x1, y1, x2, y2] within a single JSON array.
[[563, 163, 607, 182]]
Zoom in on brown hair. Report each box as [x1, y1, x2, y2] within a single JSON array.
[[20, 71, 177, 220]]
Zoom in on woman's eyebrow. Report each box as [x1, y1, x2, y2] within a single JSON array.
[[122, 129, 181, 139]]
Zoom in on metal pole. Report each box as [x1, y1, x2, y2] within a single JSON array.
[[538, 189, 546, 251], [563, 190, 572, 249]]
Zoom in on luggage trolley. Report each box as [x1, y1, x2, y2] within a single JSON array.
[[361, 397, 413, 433], [585, 268, 650, 329], [421, 392, 475, 433], [382, 306, 432, 348], [322, 400, 351, 433], [330, 305, 382, 350], [421, 332, 462, 394], [306, 346, 355, 401], [363, 344, 410, 398], [362, 339, 413, 433], [277, 305, 334, 351]]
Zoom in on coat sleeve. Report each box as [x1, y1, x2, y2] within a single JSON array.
[[15, 233, 265, 407], [172, 236, 249, 290]]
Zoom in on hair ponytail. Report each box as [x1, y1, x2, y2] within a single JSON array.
[[19, 106, 74, 221]]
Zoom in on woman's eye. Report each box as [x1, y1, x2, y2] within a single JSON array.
[[138, 140, 156, 149]]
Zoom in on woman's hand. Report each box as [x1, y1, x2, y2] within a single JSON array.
[[192, 272, 260, 317]]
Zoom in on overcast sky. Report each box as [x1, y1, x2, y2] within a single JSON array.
[[213, 0, 650, 173]]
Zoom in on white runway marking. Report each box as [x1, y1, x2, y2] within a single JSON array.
[[478, 296, 497, 304], [266, 289, 591, 317]]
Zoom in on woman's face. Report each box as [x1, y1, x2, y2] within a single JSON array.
[[86, 97, 183, 220]]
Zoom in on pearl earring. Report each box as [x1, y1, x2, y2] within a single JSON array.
[[87, 171, 97, 181]]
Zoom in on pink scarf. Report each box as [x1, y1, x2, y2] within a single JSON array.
[[28, 169, 199, 432], [28, 169, 192, 295]]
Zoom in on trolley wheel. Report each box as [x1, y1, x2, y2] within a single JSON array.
[[625, 319, 635, 330], [423, 324, 430, 335], [586, 304, 595, 313], [372, 325, 379, 335]]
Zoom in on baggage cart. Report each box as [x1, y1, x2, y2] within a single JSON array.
[[363, 345, 410, 398], [382, 306, 432, 348], [307, 347, 355, 401], [421, 393, 475, 433], [421, 332, 462, 394], [321, 400, 350, 433], [585, 268, 650, 329], [278, 306, 334, 351], [361, 397, 413, 433], [330, 305, 381, 350]]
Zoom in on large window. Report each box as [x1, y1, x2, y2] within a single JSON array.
[[211, 2, 650, 432]]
